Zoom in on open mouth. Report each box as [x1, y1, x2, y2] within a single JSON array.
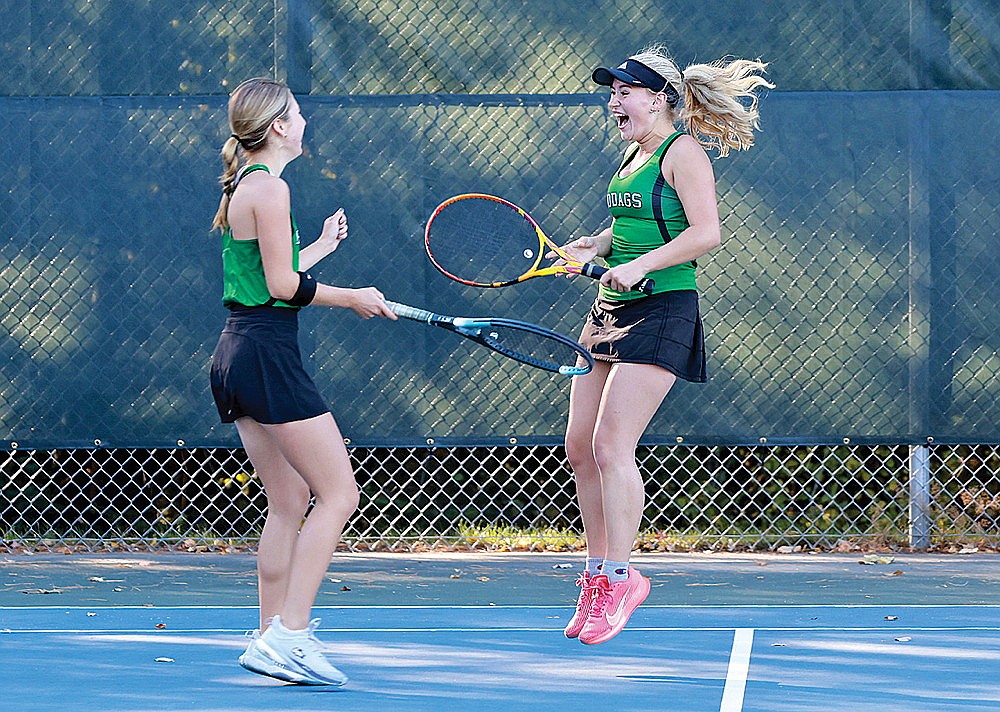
[[614, 113, 630, 130]]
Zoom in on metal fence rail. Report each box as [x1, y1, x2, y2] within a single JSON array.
[[2, 444, 997, 552]]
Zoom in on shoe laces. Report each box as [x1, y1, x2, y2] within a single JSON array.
[[588, 576, 613, 618], [574, 574, 595, 611]]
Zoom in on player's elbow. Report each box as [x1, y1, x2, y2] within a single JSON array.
[[266, 273, 300, 302], [701, 223, 722, 252], [686, 220, 721, 254]]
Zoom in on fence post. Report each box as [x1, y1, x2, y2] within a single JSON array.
[[283, 0, 314, 94], [907, 3, 934, 550], [908, 445, 931, 549]]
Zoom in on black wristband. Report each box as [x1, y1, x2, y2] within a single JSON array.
[[287, 272, 317, 307]]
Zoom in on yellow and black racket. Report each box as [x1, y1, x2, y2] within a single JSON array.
[[424, 193, 655, 294]]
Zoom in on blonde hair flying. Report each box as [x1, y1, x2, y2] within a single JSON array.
[[631, 44, 774, 157]]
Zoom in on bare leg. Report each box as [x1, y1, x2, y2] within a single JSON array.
[[236, 412, 359, 631], [591, 363, 676, 562], [565, 360, 611, 560], [236, 418, 310, 630]]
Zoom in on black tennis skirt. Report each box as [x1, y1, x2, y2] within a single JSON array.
[[210, 305, 329, 424], [579, 290, 707, 383]]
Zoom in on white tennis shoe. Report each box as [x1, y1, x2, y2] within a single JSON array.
[[245, 615, 348, 686], [239, 629, 304, 682]]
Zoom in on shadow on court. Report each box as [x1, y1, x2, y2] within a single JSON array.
[[1, 552, 999, 711]]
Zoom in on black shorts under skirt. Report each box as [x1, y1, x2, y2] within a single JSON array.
[[579, 290, 707, 383], [210, 306, 329, 424]]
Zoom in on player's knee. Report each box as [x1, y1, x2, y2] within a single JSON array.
[[340, 482, 360, 515], [592, 435, 629, 473], [315, 479, 359, 517], [268, 485, 311, 520], [565, 433, 595, 471]]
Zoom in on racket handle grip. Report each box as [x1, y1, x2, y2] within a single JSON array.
[[579, 264, 655, 295], [385, 300, 435, 323]]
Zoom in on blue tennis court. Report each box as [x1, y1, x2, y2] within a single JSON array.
[[2, 552, 998, 711]]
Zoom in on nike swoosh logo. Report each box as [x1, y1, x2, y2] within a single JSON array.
[[605, 592, 632, 627]]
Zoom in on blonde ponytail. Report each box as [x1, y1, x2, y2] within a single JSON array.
[[680, 58, 773, 157], [211, 135, 241, 232], [629, 45, 773, 158]]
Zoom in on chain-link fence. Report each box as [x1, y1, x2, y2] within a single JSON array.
[[2, 1, 998, 551], [2, 444, 998, 552]]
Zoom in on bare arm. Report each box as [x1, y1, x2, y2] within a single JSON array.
[[254, 179, 395, 319], [299, 209, 348, 271]]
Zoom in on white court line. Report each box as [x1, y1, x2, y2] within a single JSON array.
[[3, 603, 999, 611], [720, 628, 754, 712], [5, 626, 1000, 635]]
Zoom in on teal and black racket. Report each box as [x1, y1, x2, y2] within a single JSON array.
[[387, 301, 593, 377]]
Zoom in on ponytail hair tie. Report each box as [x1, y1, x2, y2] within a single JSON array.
[[230, 133, 241, 143]]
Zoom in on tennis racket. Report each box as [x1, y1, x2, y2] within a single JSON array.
[[424, 193, 655, 295], [386, 301, 594, 376]]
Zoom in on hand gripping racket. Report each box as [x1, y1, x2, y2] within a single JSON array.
[[424, 193, 655, 295], [386, 301, 594, 376]]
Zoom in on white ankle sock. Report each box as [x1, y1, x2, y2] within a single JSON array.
[[603, 560, 630, 583]]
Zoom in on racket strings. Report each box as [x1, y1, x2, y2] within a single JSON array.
[[479, 324, 584, 372], [427, 198, 542, 284]]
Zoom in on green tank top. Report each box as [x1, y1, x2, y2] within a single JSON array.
[[221, 164, 301, 309], [602, 131, 696, 301]]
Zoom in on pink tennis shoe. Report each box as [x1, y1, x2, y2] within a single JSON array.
[[578, 567, 650, 645], [563, 572, 596, 638]]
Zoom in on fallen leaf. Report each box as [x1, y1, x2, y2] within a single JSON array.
[[340, 585, 351, 591], [155, 623, 167, 629], [859, 555, 895, 565], [884, 615, 898, 621], [895, 636, 912, 642], [552, 563, 574, 569], [154, 657, 175, 663]]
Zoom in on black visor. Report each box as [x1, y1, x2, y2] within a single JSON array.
[[592, 58, 679, 106]]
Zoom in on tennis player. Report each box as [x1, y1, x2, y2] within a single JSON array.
[[553, 45, 772, 644], [209, 77, 395, 685]]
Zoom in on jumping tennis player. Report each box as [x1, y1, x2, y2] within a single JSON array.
[[209, 77, 395, 685], [552, 45, 772, 644]]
